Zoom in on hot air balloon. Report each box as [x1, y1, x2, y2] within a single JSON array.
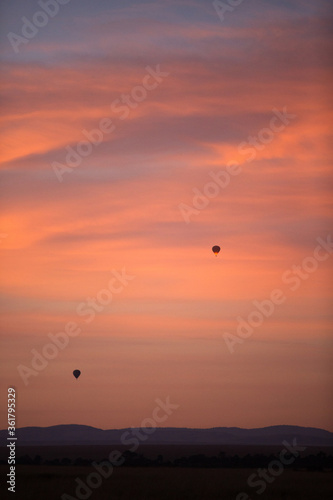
[[73, 370, 81, 379], [212, 245, 220, 256]]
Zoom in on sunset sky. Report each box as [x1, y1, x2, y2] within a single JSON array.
[[0, 0, 332, 432]]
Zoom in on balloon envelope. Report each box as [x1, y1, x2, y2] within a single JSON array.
[[73, 370, 81, 379], [212, 245, 221, 256]]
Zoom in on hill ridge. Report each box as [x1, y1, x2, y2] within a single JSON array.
[[1, 424, 332, 446]]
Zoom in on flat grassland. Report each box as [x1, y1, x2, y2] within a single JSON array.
[[1, 465, 332, 500], [1, 443, 332, 461]]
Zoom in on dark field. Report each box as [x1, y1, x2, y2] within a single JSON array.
[[1, 465, 332, 500], [1, 445, 332, 499], [1, 444, 332, 461]]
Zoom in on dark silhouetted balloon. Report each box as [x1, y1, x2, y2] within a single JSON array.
[[212, 245, 221, 256], [73, 370, 81, 379]]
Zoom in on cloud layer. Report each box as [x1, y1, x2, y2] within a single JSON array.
[[0, 0, 332, 431]]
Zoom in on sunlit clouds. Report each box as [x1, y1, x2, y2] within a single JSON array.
[[0, 0, 332, 431]]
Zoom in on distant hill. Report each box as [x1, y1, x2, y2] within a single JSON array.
[[1, 425, 333, 447]]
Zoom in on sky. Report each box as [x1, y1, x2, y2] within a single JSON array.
[[0, 0, 332, 432]]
